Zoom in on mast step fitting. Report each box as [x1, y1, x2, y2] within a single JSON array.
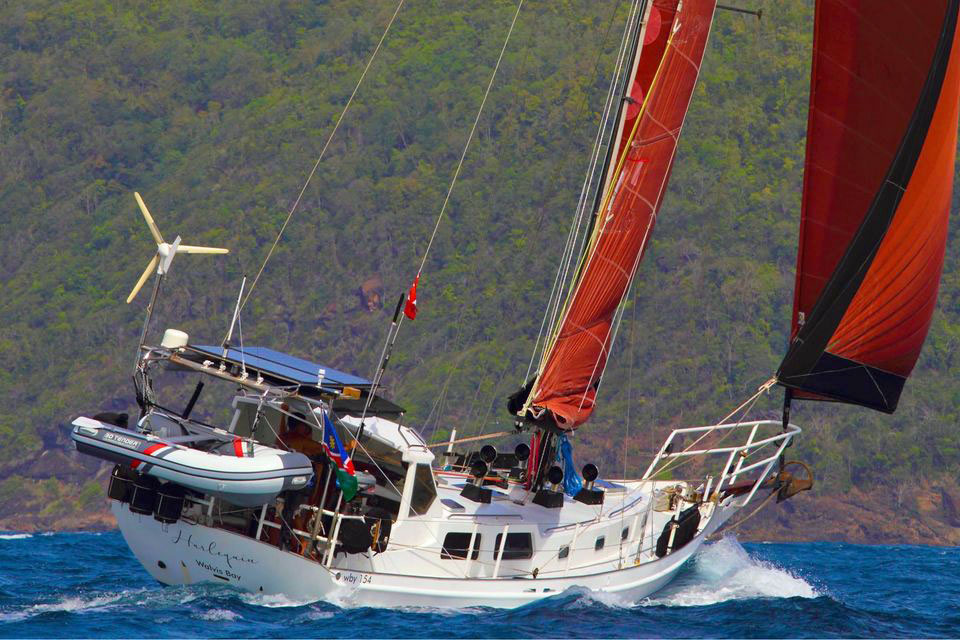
[[460, 483, 492, 504], [573, 487, 604, 505], [532, 489, 564, 509]]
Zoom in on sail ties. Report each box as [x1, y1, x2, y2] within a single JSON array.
[[236, 0, 407, 318]]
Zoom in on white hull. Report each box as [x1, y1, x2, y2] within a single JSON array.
[[113, 499, 738, 608]]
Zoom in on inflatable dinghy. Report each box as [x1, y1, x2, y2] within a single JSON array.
[[71, 416, 314, 507]]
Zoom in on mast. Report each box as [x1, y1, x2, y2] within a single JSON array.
[[590, 1, 651, 220], [517, 0, 720, 431]]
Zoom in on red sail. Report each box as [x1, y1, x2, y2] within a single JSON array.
[[529, 0, 718, 429], [779, 0, 960, 412]]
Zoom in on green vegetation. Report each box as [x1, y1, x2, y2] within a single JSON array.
[[0, 0, 958, 525]]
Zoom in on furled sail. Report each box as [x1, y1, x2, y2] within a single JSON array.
[[523, 0, 718, 430], [778, 0, 960, 412]]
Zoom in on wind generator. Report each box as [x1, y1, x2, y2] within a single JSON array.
[[126, 191, 229, 370]]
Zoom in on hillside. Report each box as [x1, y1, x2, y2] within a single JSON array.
[[2, 0, 960, 542]]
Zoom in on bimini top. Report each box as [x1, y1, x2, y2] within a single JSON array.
[[171, 344, 404, 415]]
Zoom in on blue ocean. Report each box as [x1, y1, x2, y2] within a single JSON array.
[[0, 531, 956, 638]]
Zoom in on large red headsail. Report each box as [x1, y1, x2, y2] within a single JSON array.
[[779, 0, 960, 412], [526, 0, 718, 430]]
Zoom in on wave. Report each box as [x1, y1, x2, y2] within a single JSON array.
[[559, 586, 635, 610], [643, 536, 818, 607], [195, 608, 242, 621], [238, 591, 320, 608], [0, 592, 124, 623], [0, 534, 32, 540]]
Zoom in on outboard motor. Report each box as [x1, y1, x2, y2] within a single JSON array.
[[510, 443, 530, 481], [129, 474, 160, 515], [107, 464, 138, 503], [533, 465, 564, 508], [154, 483, 186, 524], [460, 459, 492, 504], [574, 463, 605, 505]]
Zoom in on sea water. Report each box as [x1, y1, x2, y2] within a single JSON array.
[[0, 531, 957, 638]]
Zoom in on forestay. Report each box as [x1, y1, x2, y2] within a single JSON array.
[[525, 0, 719, 429]]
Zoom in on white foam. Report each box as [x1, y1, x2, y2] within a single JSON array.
[[239, 592, 318, 608], [0, 593, 123, 622], [300, 609, 335, 621], [563, 585, 634, 610], [196, 608, 241, 621], [643, 536, 817, 607], [0, 534, 32, 540]]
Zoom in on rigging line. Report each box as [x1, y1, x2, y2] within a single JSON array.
[[426, 430, 513, 448], [648, 378, 773, 481], [423, 374, 453, 442], [409, 0, 525, 284], [235, 0, 406, 319], [475, 355, 514, 437], [351, 0, 524, 424], [527, 0, 664, 407], [535, 0, 646, 378], [420, 301, 470, 442], [532, 0, 643, 382], [361, 0, 524, 420], [619, 277, 638, 563], [322, 411, 450, 557], [524, 0, 635, 383]]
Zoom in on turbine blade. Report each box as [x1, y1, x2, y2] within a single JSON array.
[[176, 245, 230, 254], [134, 192, 164, 245], [127, 255, 160, 303]]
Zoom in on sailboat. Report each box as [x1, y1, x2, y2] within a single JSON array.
[[69, 0, 960, 608]]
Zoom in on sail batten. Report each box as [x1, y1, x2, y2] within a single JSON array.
[[523, 0, 718, 430], [779, 0, 960, 412]]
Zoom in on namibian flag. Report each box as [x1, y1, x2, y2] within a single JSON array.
[[322, 410, 358, 501]]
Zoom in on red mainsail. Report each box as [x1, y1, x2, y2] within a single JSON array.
[[527, 0, 718, 429], [779, 0, 960, 411]]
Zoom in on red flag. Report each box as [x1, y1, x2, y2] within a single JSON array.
[[403, 274, 419, 320]]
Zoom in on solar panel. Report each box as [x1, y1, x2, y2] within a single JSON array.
[[190, 345, 372, 390]]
